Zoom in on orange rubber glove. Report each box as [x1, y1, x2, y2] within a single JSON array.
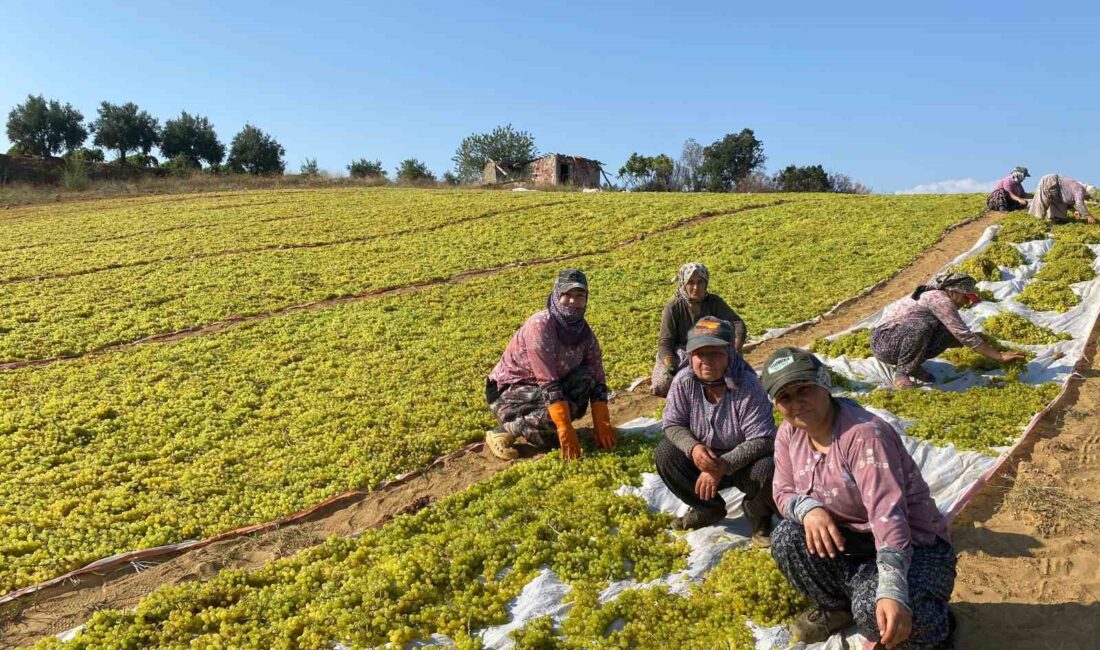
[[547, 401, 582, 460], [590, 401, 617, 449]]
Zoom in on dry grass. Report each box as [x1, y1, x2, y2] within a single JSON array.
[[1001, 469, 1100, 536]]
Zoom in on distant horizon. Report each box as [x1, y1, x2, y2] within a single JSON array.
[[3, 1, 1096, 194]]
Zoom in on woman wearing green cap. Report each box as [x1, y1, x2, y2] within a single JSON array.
[[870, 272, 1025, 388], [761, 347, 957, 649], [986, 167, 1031, 212], [485, 268, 617, 461], [655, 316, 777, 543], [651, 262, 747, 397]]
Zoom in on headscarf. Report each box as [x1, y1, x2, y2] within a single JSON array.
[[546, 273, 592, 345], [911, 271, 979, 301], [673, 261, 708, 318], [1011, 170, 1026, 183]]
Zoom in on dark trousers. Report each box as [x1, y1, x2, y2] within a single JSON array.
[[871, 321, 959, 377], [653, 437, 775, 514], [771, 519, 957, 649]]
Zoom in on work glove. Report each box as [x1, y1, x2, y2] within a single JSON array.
[[590, 401, 617, 449], [547, 401, 582, 460]]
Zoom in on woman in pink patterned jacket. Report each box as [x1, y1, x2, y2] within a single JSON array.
[[485, 268, 617, 461], [870, 272, 1025, 388], [761, 347, 957, 649]]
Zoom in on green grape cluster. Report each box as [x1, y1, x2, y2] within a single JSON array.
[[859, 381, 1061, 451], [811, 328, 873, 359], [1016, 281, 1081, 312], [0, 192, 984, 592], [996, 213, 1050, 244], [1045, 242, 1096, 263], [34, 438, 689, 649], [982, 313, 1070, 346], [953, 242, 1025, 281], [939, 334, 1029, 379], [509, 547, 804, 649], [1050, 222, 1100, 245]]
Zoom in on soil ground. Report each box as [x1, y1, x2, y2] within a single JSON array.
[[11, 209, 1091, 648]]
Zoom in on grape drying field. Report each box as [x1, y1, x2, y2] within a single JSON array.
[[0, 188, 985, 647]]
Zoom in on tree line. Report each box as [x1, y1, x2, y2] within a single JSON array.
[[7, 95, 869, 191]]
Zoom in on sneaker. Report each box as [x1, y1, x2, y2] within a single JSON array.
[[789, 607, 855, 644], [485, 430, 519, 460], [671, 506, 725, 530]]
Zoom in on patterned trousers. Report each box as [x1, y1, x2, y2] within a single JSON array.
[[653, 437, 776, 514], [771, 520, 957, 649], [486, 366, 597, 448], [870, 320, 959, 378], [650, 348, 689, 398], [986, 188, 1025, 213]]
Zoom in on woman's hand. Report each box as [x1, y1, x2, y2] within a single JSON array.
[[802, 507, 845, 558], [691, 444, 723, 473], [694, 467, 724, 501], [999, 350, 1028, 363], [875, 598, 912, 648]]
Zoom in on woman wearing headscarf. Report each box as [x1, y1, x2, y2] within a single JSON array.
[[762, 347, 957, 649], [986, 166, 1031, 212], [656, 316, 777, 544], [485, 268, 617, 461], [651, 262, 747, 397], [870, 272, 1025, 389], [1029, 174, 1096, 224]]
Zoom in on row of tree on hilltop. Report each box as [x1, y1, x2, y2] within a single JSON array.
[[6, 95, 869, 191]]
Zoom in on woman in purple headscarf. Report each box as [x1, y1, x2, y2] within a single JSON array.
[[485, 268, 617, 461]]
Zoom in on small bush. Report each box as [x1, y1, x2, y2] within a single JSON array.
[[59, 155, 90, 190]]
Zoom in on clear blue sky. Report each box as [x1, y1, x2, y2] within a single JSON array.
[[2, 0, 1097, 193]]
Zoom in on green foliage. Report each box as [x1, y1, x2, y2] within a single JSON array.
[[699, 129, 766, 192], [5, 94, 88, 157], [59, 155, 90, 190], [618, 153, 676, 191], [452, 124, 538, 184], [33, 438, 687, 648], [347, 158, 386, 178], [227, 123, 285, 174], [996, 213, 1049, 243], [396, 157, 435, 183], [159, 111, 224, 168], [982, 312, 1071, 345], [90, 101, 160, 162], [161, 153, 198, 178], [811, 328, 872, 359], [62, 147, 105, 163], [299, 158, 320, 176], [774, 164, 832, 193], [859, 381, 1061, 451]]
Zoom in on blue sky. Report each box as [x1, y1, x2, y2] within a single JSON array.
[[2, 0, 1096, 193]]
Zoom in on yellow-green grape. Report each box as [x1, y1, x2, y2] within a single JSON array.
[[940, 334, 1030, 379], [982, 313, 1070, 345], [1016, 281, 1081, 313], [954, 242, 1025, 282], [1045, 242, 1096, 263], [859, 381, 1061, 451], [1034, 257, 1096, 285], [1051, 222, 1100, 245], [811, 329, 873, 358], [997, 213, 1050, 243]]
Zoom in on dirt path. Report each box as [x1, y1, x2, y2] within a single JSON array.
[[0, 209, 1002, 646], [951, 333, 1100, 648]]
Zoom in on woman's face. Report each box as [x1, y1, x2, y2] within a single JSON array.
[[684, 273, 707, 302], [774, 382, 834, 432], [558, 288, 588, 310], [946, 289, 971, 309], [690, 345, 729, 382]]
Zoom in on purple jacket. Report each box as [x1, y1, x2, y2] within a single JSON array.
[[662, 354, 776, 450]]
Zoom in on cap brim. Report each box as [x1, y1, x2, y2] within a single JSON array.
[[557, 282, 588, 293], [766, 372, 823, 400], [686, 336, 731, 353], [964, 292, 981, 304]]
